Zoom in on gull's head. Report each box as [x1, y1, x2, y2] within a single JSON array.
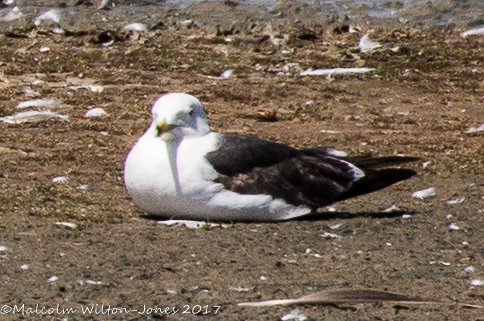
[[150, 93, 210, 142]]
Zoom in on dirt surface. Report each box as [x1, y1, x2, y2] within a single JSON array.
[[1, 1, 484, 320]]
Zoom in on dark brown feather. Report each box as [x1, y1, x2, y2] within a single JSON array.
[[206, 135, 418, 209]]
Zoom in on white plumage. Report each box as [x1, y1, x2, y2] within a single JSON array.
[[124, 93, 310, 221]]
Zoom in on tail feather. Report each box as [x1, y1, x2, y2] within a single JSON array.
[[336, 168, 416, 202]]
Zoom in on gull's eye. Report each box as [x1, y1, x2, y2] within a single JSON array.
[[188, 110, 194, 116]]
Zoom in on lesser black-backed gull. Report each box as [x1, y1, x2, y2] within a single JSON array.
[[124, 93, 418, 222]]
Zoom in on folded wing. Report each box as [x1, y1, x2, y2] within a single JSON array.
[[206, 135, 418, 209]]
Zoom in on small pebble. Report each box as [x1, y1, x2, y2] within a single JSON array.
[[47, 276, 58, 282], [448, 223, 460, 230], [469, 279, 484, 286], [464, 266, 475, 273]]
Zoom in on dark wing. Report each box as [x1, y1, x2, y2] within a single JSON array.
[[206, 135, 392, 208], [304, 147, 419, 202], [205, 134, 299, 175]]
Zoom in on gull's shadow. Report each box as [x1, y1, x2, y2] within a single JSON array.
[[291, 210, 413, 221], [141, 210, 414, 223]]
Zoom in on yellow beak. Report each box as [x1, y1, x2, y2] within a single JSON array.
[[155, 119, 180, 137]]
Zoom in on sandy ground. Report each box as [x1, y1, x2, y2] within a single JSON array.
[[1, 1, 484, 320]]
